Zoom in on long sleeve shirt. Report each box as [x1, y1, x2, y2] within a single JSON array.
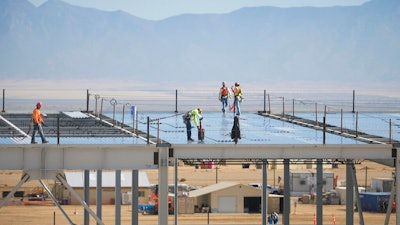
[[189, 109, 202, 127], [32, 109, 44, 124]]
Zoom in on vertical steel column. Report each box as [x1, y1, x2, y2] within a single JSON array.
[[263, 90, 266, 113], [122, 104, 126, 128], [352, 90, 355, 113], [84, 170, 90, 225], [316, 159, 323, 225], [268, 94, 271, 114], [132, 170, 139, 225], [315, 102, 318, 126], [341, 109, 343, 133], [389, 119, 392, 144], [396, 145, 400, 225], [2, 89, 5, 112], [352, 162, 364, 225], [147, 117, 150, 144], [86, 89, 89, 112], [57, 114, 60, 144], [174, 158, 178, 225], [355, 112, 359, 137], [175, 89, 178, 113], [346, 160, 354, 225], [157, 143, 170, 225], [384, 172, 395, 225], [95, 94, 100, 116], [292, 99, 295, 120], [96, 170, 102, 225], [100, 98, 104, 118], [283, 159, 290, 225], [115, 170, 122, 225], [262, 162, 268, 225]]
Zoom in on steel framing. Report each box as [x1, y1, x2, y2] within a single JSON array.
[[0, 144, 398, 225]]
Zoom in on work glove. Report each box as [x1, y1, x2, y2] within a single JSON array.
[[200, 117, 203, 121], [41, 123, 47, 127]]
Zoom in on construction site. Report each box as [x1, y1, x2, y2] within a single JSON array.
[[0, 88, 399, 225]]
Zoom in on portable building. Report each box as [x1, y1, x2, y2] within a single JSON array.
[[335, 186, 366, 205], [290, 171, 334, 196], [188, 181, 281, 214], [62, 171, 151, 205], [371, 178, 393, 192]]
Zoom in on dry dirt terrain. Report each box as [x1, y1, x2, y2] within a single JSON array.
[[0, 160, 396, 225]]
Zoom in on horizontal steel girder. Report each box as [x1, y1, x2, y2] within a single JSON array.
[[0, 144, 157, 170], [172, 144, 394, 160], [0, 144, 394, 170]]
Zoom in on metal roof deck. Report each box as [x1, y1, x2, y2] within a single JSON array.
[[0, 110, 398, 145], [108, 111, 365, 145], [0, 111, 147, 144]]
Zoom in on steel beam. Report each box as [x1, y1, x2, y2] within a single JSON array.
[[0, 144, 157, 170], [0, 144, 393, 171], [172, 144, 393, 160]]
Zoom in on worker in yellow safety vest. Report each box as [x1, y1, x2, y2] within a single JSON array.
[[182, 108, 203, 141]]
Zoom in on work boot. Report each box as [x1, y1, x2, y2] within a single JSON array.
[[187, 138, 194, 142], [43, 140, 49, 144]]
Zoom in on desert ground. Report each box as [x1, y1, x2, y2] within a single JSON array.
[[0, 160, 396, 225]]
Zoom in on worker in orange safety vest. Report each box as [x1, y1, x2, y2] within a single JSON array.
[[31, 102, 48, 144]]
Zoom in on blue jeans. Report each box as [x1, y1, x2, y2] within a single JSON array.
[[235, 96, 241, 115], [221, 96, 228, 112], [31, 123, 47, 143]]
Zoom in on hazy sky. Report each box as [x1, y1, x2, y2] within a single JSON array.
[[28, 0, 370, 20]]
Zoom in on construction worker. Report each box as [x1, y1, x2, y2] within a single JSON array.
[[231, 82, 242, 115], [31, 102, 48, 144], [268, 212, 279, 224], [218, 81, 231, 113], [183, 108, 203, 141]]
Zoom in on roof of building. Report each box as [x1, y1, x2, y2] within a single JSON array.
[[188, 181, 260, 198]]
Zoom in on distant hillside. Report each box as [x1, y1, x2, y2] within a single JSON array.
[[0, 0, 399, 90]]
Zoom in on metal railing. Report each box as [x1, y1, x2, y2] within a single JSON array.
[[2, 88, 400, 142]]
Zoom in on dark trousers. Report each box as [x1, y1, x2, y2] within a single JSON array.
[[185, 119, 192, 139]]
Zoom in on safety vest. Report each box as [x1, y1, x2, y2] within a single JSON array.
[[233, 87, 242, 96], [221, 87, 229, 96]]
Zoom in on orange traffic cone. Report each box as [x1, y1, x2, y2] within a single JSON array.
[[313, 212, 316, 225], [332, 213, 336, 225]]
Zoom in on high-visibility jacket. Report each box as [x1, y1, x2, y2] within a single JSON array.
[[188, 109, 202, 127], [232, 86, 242, 97], [32, 109, 43, 124]]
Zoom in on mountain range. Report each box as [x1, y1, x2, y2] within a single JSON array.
[[0, 0, 399, 92]]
